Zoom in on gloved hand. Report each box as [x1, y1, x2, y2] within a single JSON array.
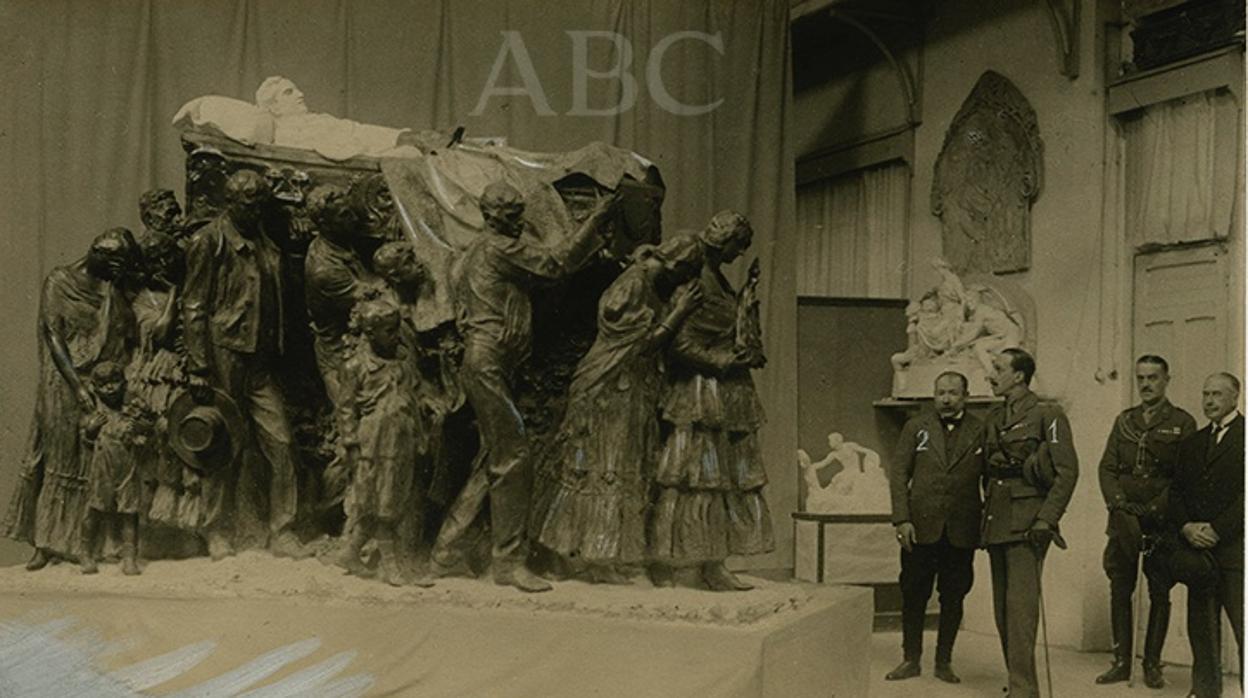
[[1117, 502, 1147, 517], [1027, 520, 1058, 549]]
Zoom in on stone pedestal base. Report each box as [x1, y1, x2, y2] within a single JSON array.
[[0, 552, 872, 697]]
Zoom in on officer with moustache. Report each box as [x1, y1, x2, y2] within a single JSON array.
[[1095, 355, 1196, 688], [886, 371, 986, 684], [982, 348, 1079, 698]]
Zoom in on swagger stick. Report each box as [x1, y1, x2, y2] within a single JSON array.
[[1036, 562, 1055, 698]]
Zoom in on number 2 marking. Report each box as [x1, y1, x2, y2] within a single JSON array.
[[916, 429, 930, 452], [1048, 420, 1059, 444]]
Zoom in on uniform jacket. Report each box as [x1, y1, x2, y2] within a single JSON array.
[[889, 408, 986, 549], [981, 390, 1079, 546], [1170, 414, 1244, 570], [182, 215, 285, 374], [1098, 399, 1196, 523]]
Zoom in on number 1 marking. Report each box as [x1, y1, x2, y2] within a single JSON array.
[[1048, 420, 1059, 444]]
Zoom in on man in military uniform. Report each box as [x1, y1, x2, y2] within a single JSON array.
[[982, 348, 1078, 698], [886, 371, 986, 684], [1095, 355, 1196, 687]]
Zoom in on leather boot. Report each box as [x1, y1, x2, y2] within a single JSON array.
[[1142, 599, 1170, 688], [1096, 590, 1133, 684]]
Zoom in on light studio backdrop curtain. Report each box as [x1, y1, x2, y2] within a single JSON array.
[[796, 161, 909, 297], [1122, 88, 1241, 246], [0, 0, 796, 569]]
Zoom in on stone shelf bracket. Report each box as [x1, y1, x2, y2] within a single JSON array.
[[1043, 0, 1081, 79]]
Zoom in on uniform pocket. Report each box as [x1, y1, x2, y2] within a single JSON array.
[[1009, 485, 1043, 531]]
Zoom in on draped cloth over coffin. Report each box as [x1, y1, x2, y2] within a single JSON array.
[[379, 140, 662, 329]]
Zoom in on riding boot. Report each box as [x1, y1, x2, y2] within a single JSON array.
[[1142, 598, 1170, 688], [1096, 590, 1133, 684]]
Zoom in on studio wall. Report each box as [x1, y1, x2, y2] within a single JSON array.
[[795, 0, 1244, 651]]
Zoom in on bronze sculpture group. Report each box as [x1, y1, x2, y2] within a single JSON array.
[[2, 170, 773, 594]]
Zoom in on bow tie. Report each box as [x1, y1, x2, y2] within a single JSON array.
[[940, 417, 961, 429]]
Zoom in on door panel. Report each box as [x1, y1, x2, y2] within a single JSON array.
[[1133, 243, 1234, 671]]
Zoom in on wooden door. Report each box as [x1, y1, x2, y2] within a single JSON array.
[[1133, 242, 1235, 670]]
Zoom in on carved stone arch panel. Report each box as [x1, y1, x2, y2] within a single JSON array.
[[931, 71, 1044, 275]]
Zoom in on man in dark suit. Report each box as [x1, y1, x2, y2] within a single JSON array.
[[886, 371, 986, 684], [183, 170, 303, 560], [1095, 355, 1197, 687], [1171, 372, 1244, 698], [982, 348, 1079, 698]]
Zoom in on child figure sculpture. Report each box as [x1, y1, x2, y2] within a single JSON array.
[[80, 361, 156, 575], [336, 300, 435, 588]]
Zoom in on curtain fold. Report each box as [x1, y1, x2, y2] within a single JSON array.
[[1123, 89, 1239, 246], [796, 161, 909, 298], [0, 0, 797, 569]]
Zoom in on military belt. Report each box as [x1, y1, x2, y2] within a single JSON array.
[[989, 466, 1026, 479]]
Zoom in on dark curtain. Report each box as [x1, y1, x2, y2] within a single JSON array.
[[0, 0, 797, 569]]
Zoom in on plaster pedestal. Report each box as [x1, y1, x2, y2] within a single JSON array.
[[793, 512, 899, 585], [0, 552, 872, 697]]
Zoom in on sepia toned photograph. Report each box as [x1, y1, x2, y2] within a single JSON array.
[[0, 1, 1243, 696]]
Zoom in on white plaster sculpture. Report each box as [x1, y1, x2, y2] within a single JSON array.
[[890, 257, 1032, 397], [173, 76, 431, 160], [254, 76, 413, 160], [797, 433, 890, 514]]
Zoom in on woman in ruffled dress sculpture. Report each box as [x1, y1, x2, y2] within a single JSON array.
[[651, 211, 773, 591], [533, 234, 704, 584]]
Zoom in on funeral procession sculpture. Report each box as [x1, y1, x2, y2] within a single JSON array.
[[3, 80, 775, 593]]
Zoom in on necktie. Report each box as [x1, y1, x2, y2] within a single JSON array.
[[1207, 424, 1226, 460]]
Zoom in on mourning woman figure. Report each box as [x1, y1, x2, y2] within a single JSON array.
[[127, 232, 189, 527], [534, 235, 704, 584], [3, 229, 139, 570], [651, 211, 773, 591]]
